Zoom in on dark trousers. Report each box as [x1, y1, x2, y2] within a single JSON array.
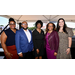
[[19, 51, 32, 59]]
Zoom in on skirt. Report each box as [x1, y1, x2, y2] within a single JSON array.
[[4, 45, 19, 59], [46, 49, 56, 59]]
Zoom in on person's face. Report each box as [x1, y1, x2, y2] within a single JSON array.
[[9, 21, 16, 29], [21, 22, 28, 29], [37, 23, 41, 29], [59, 20, 64, 27], [48, 23, 54, 31]]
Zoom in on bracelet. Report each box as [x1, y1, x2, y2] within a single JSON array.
[[6, 53, 8, 55], [68, 47, 71, 49], [5, 52, 9, 55]]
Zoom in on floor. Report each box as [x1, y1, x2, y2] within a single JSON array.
[[0, 48, 75, 59]]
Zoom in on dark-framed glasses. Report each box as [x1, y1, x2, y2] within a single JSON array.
[[22, 23, 28, 25], [48, 26, 53, 27], [9, 23, 16, 25]]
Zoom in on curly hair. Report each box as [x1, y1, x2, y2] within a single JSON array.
[[35, 20, 43, 27], [9, 18, 16, 24], [46, 22, 56, 33]]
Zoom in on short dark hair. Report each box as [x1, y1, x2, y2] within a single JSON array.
[[9, 18, 16, 24], [35, 20, 43, 27]]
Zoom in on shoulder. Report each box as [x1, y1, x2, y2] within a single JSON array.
[[53, 30, 58, 34], [4, 28, 10, 32], [66, 27, 73, 36], [15, 28, 19, 31], [4, 28, 10, 35], [53, 30, 59, 36], [66, 27, 72, 31], [66, 27, 73, 34], [32, 29, 36, 33], [16, 28, 22, 34], [28, 29, 32, 33], [41, 29, 44, 32], [41, 29, 44, 35]]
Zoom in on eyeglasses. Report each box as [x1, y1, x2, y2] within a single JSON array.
[[48, 26, 53, 27], [9, 24, 15, 25], [22, 24, 28, 25]]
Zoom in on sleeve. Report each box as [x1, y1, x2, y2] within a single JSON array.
[[67, 28, 74, 37], [55, 31, 59, 53], [42, 30, 46, 48], [15, 31, 22, 54], [30, 30, 34, 50], [44, 34, 46, 48], [43, 30, 44, 35], [32, 31, 39, 50]]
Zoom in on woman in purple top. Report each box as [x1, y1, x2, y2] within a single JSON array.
[[45, 22, 59, 59]]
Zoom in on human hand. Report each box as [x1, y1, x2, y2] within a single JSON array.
[[66, 48, 70, 54], [32, 48, 34, 51], [54, 52, 57, 56], [19, 53, 23, 57], [6, 52, 13, 59], [36, 49, 39, 54]]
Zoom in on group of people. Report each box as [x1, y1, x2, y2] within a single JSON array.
[[1, 18, 73, 59]]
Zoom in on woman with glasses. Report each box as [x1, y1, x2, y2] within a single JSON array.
[[45, 22, 59, 59], [1, 18, 19, 59]]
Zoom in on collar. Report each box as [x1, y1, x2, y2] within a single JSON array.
[[23, 29, 29, 32]]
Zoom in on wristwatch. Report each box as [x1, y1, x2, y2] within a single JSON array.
[[68, 47, 71, 49]]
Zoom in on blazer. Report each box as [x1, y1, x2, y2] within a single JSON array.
[[45, 30, 59, 53], [15, 28, 34, 54]]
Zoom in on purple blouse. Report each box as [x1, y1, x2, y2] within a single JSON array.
[[45, 30, 59, 53]]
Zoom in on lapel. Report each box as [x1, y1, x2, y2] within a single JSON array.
[[20, 28, 32, 43], [28, 30, 32, 42], [20, 28, 28, 42], [48, 30, 55, 40]]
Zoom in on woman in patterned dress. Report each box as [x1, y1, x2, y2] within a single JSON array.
[[56, 18, 73, 59]]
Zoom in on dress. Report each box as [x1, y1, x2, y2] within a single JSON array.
[[32, 29, 44, 57], [57, 27, 73, 59], [45, 32, 56, 59], [4, 28, 19, 59]]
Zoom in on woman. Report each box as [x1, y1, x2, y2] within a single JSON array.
[[56, 18, 73, 59], [45, 22, 59, 59], [1, 18, 19, 59], [32, 20, 44, 59]]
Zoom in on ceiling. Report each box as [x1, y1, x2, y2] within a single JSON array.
[[0, 15, 75, 23]]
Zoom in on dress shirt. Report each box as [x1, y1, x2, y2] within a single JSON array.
[[18, 29, 31, 55]]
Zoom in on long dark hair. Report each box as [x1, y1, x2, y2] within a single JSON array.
[[57, 18, 68, 34]]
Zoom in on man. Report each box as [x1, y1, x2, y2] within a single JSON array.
[[15, 21, 34, 59]]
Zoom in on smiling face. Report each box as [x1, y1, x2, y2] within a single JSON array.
[[21, 21, 28, 30], [37, 23, 41, 29], [59, 20, 64, 27], [48, 23, 54, 31], [9, 21, 16, 29]]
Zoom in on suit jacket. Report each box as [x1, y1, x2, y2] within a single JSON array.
[[15, 28, 34, 54], [45, 30, 59, 53]]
